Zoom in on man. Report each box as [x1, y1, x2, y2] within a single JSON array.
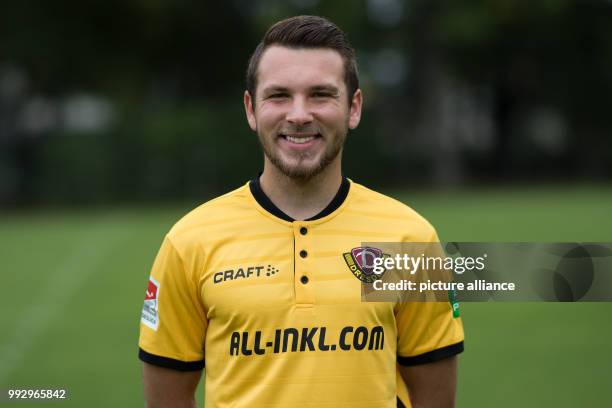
[[139, 15, 464, 408]]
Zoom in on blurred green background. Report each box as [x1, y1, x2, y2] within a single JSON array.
[[1, 0, 612, 407], [2, 0, 612, 205], [1, 186, 611, 407]]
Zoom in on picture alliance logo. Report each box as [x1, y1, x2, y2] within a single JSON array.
[[343, 247, 390, 283]]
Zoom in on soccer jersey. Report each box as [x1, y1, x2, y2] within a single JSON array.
[[139, 177, 464, 408]]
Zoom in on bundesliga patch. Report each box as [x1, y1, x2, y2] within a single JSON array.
[[343, 247, 388, 283], [141, 276, 160, 330], [449, 289, 460, 318]]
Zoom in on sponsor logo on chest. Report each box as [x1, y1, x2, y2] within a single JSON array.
[[229, 325, 385, 356], [213, 264, 280, 284]]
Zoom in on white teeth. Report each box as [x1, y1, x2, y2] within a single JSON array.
[[286, 135, 315, 144]]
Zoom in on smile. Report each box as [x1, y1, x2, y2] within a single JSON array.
[[280, 134, 322, 145], [286, 135, 315, 144]]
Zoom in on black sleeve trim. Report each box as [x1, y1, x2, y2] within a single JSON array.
[[139, 348, 205, 372], [398, 341, 464, 366]]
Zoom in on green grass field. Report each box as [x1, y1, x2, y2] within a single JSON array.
[[1, 184, 611, 407]]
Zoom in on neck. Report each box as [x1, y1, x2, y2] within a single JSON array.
[[259, 159, 343, 221]]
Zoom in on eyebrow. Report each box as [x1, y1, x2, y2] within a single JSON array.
[[261, 86, 290, 95], [310, 84, 340, 94], [261, 84, 341, 97]]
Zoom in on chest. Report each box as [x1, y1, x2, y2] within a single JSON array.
[[197, 226, 400, 362]]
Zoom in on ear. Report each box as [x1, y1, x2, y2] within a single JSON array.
[[348, 88, 363, 130], [244, 90, 257, 131]]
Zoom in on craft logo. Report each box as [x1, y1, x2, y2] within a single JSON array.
[[213, 265, 279, 284], [343, 247, 389, 283], [141, 276, 160, 330]]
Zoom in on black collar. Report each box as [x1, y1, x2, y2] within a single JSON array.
[[249, 175, 350, 222]]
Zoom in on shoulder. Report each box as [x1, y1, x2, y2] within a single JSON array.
[[166, 183, 253, 248], [347, 181, 438, 241]]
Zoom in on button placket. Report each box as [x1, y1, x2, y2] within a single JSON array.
[[294, 223, 314, 305]]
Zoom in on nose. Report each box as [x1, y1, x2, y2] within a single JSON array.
[[285, 96, 313, 125]]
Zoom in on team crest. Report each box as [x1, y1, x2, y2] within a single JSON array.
[[343, 247, 389, 283]]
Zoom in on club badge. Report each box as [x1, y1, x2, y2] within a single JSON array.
[[343, 247, 389, 283]]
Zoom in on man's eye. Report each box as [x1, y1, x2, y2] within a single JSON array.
[[312, 92, 332, 98]]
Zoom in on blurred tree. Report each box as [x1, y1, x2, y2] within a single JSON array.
[[1, 0, 611, 205]]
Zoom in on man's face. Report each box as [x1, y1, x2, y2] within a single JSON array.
[[244, 45, 362, 180]]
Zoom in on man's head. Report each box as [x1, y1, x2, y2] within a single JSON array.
[[246, 16, 359, 107], [244, 15, 362, 181]]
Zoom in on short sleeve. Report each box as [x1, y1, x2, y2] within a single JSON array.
[[138, 235, 207, 371], [395, 232, 464, 366]]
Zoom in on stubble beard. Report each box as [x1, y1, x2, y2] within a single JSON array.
[[257, 129, 346, 181]]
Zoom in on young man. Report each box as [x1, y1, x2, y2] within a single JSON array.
[[139, 15, 464, 408]]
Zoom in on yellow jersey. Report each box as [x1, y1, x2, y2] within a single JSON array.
[[139, 177, 464, 407]]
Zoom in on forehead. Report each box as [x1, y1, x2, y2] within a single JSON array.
[[257, 46, 345, 92]]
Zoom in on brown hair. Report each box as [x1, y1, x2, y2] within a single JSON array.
[[246, 15, 359, 106]]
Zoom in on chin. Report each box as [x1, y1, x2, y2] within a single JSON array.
[[275, 161, 326, 180]]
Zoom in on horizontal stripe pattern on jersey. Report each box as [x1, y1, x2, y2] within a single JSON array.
[[139, 179, 464, 408]]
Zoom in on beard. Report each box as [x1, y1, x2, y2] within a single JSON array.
[[256, 126, 346, 180]]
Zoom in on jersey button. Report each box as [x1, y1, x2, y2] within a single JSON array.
[[299, 250, 308, 258], [300, 227, 308, 235], [300, 275, 309, 284]]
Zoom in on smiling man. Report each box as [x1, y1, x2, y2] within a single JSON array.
[[139, 16, 464, 408]]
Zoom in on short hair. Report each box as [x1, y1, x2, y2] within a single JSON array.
[[246, 15, 359, 106]]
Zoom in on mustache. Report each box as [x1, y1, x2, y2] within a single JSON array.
[[278, 125, 321, 135]]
